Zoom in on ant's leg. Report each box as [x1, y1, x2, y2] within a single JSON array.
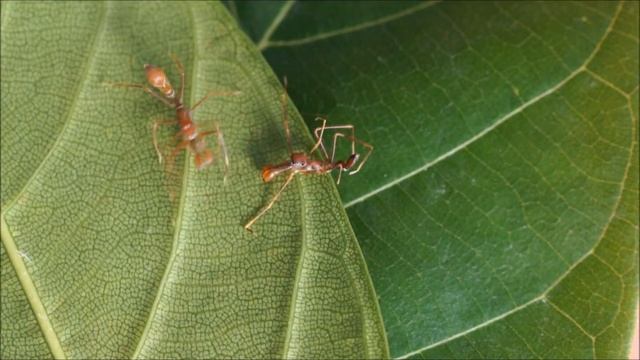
[[331, 132, 346, 163], [310, 117, 328, 158], [347, 137, 373, 175], [152, 120, 176, 163], [325, 129, 373, 175], [281, 77, 293, 154], [313, 127, 329, 159], [199, 123, 229, 182], [170, 54, 185, 104], [244, 172, 296, 233], [165, 140, 190, 175], [324, 125, 356, 153], [168, 141, 189, 160], [336, 167, 345, 185], [310, 124, 357, 161], [109, 82, 175, 107], [191, 90, 242, 112]]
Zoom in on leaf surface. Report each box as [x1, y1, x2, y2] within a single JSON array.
[[236, 1, 639, 358], [0, 2, 387, 358]]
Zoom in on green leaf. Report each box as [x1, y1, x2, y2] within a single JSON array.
[[237, 1, 639, 358], [1, 2, 387, 358]]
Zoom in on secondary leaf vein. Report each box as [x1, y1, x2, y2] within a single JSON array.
[[1, 2, 108, 212], [263, 1, 439, 50], [257, 0, 295, 51], [345, 1, 625, 209]]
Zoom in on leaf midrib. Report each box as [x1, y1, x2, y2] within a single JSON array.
[[1, 218, 65, 359], [280, 177, 306, 359], [1, 2, 110, 358], [131, 3, 198, 357]]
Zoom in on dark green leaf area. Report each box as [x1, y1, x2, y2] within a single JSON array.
[[240, 1, 638, 358], [227, 0, 288, 43], [349, 71, 635, 357], [419, 301, 594, 359], [262, 1, 618, 204]]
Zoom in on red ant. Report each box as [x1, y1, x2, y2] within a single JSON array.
[[111, 55, 238, 176], [244, 78, 373, 232]]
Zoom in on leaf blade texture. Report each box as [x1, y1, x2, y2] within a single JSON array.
[[0, 2, 388, 358]]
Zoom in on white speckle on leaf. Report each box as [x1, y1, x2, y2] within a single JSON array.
[[434, 184, 447, 196], [18, 250, 32, 263]]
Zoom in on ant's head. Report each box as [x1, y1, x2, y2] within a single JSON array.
[[290, 153, 308, 169], [144, 64, 175, 98], [262, 167, 277, 182]]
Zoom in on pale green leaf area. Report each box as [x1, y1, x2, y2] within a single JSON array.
[[233, 1, 639, 358], [1, 1, 387, 358]]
